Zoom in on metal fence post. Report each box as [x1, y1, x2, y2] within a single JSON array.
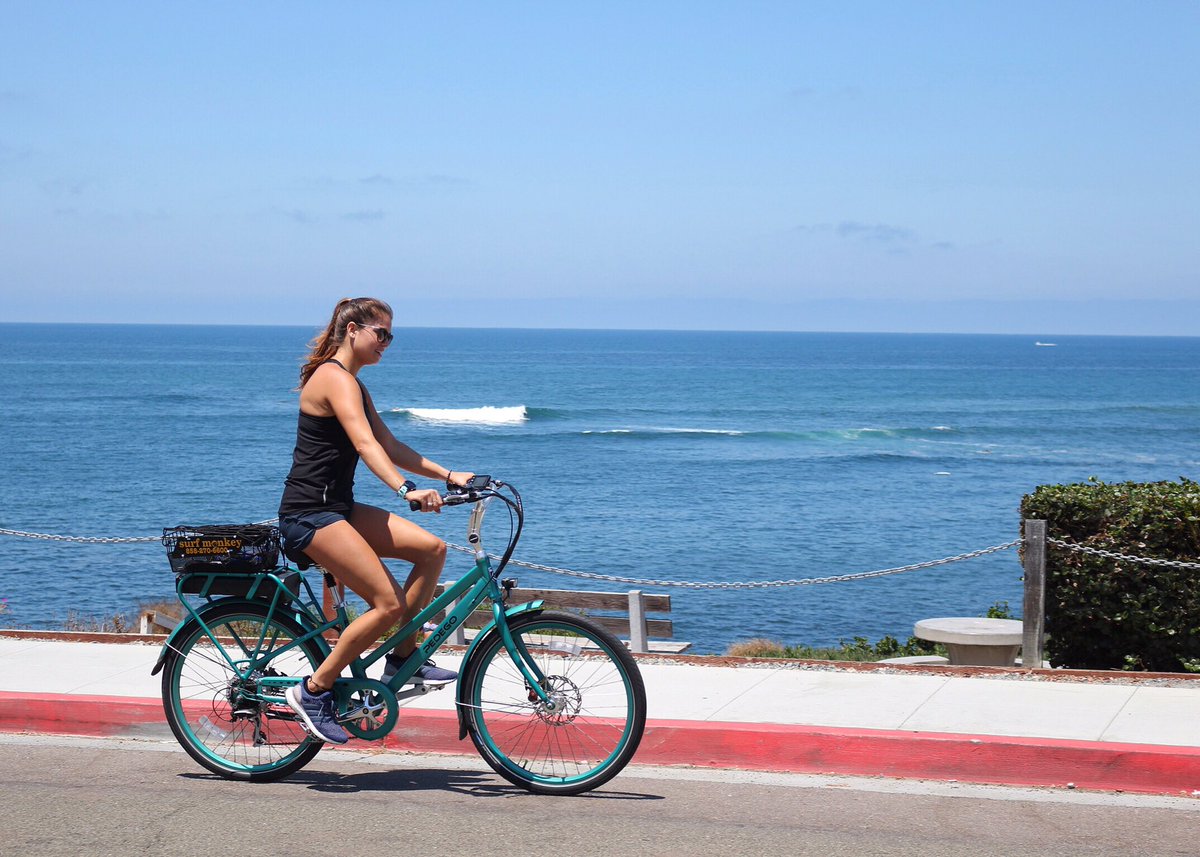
[[628, 590, 648, 653], [1022, 519, 1047, 668]]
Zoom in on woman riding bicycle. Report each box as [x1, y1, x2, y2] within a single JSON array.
[[279, 296, 473, 744]]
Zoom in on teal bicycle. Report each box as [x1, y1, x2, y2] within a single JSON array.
[[152, 478, 646, 794]]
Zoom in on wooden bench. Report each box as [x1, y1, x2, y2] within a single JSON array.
[[138, 609, 180, 634], [432, 581, 689, 654], [142, 583, 690, 654]]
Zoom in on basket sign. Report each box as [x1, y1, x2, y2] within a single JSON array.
[[176, 535, 245, 557]]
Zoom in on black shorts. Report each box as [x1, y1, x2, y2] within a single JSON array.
[[278, 510, 346, 570]]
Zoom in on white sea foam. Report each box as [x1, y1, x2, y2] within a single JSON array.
[[838, 428, 896, 439], [395, 405, 528, 425], [658, 427, 747, 436], [583, 427, 746, 436]]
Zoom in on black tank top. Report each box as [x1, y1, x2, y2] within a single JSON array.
[[278, 360, 370, 517]]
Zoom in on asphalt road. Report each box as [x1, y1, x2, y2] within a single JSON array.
[[2, 734, 1198, 857]]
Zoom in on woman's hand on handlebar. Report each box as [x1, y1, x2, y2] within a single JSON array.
[[406, 488, 446, 513], [408, 472, 489, 512]]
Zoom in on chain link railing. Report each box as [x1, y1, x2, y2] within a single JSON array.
[[449, 539, 1021, 589], [0, 521, 279, 546], [1045, 536, 1200, 571], [6, 525, 1195, 586], [0, 527, 163, 545], [0, 523, 1021, 589]]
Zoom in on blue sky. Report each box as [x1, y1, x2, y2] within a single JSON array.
[[2, 2, 1197, 333]]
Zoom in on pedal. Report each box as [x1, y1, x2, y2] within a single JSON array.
[[412, 677, 453, 689], [394, 684, 433, 702]]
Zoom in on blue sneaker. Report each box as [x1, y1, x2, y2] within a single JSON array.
[[284, 678, 349, 745], [382, 653, 458, 686]]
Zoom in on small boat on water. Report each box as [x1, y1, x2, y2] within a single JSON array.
[[1035, 341, 1057, 347]]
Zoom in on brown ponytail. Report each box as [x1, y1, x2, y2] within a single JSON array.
[[298, 296, 394, 387]]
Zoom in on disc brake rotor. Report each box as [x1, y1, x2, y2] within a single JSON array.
[[534, 675, 582, 725]]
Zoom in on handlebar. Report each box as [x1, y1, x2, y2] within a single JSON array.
[[407, 474, 498, 512], [405, 476, 523, 578]]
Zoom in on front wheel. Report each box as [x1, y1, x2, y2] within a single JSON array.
[[161, 600, 327, 782], [460, 611, 647, 795]]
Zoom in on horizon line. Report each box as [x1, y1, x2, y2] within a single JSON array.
[[0, 320, 1194, 340]]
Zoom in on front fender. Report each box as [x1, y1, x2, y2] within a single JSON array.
[[150, 597, 281, 676], [455, 600, 544, 739]]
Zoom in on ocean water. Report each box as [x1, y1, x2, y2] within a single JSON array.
[[1, 324, 1196, 653]]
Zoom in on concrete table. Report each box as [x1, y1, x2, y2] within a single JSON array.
[[913, 617, 1024, 666]]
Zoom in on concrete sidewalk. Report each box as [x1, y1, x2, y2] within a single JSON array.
[[3, 632, 1200, 796]]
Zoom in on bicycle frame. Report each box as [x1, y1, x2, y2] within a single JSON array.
[[157, 486, 558, 715]]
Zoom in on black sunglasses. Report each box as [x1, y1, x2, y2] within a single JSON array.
[[356, 323, 394, 345]]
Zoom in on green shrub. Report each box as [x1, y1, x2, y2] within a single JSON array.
[[986, 600, 1015, 619], [1021, 478, 1200, 671]]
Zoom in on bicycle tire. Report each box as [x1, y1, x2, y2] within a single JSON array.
[[460, 610, 647, 795], [161, 600, 326, 782]]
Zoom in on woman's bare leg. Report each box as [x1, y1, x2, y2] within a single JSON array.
[[299, 520, 408, 691], [350, 503, 447, 657]]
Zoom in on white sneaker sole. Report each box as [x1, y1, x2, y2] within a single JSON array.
[[284, 684, 349, 745]]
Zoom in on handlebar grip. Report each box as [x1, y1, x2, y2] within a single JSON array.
[[409, 485, 488, 512], [411, 491, 468, 511]]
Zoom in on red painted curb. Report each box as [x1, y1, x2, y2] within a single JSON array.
[[637, 719, 1200, 795], [3, 691, 1199, 796], [0, 692, 167, 737]]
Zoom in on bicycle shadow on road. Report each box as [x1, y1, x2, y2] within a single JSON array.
[[292, 767, 664, 800], [180, 765, 664, 800]]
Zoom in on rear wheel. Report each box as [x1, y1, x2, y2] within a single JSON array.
[[161, 600, 326, 782], [461, 611, 646, 795]]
